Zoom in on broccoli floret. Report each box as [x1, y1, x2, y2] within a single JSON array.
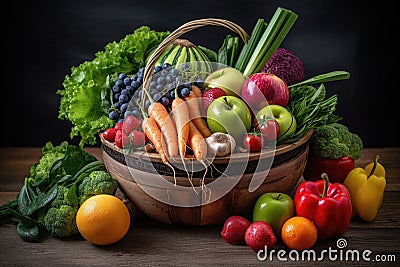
[[310, 123, 363, 159], [50, 185, 78, 209], [78, 170, 118, 205], [44, 205, 78, 238]]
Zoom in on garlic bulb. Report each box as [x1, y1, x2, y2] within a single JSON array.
[[205, 133, 236, 157]]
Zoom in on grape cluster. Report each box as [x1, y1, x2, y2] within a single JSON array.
[[108, 62, 205, 122]]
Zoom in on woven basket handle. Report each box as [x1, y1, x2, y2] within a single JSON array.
[[142, 18, 249, 97]]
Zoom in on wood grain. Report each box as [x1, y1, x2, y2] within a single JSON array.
[[0, 147, 399, 266]]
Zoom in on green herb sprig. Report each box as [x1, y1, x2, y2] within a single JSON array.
[[278, 71, 350, 144]]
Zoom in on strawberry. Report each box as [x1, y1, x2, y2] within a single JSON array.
[[115, 130, 130, 149], [202, 87, 227, 111], [130, 130, 147, 147], [123, 115, 140, 134], [102, 127, 117, 142], [114, 122, 124, 131]]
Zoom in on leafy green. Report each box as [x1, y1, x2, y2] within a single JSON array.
[[198, 45, 217, 62], [57, 26, 169, 146], [217, 34, 239, 67], [0, 141, 112, 242], [278, 71, 351, 144]]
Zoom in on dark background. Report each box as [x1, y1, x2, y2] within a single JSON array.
[[4, 0, 398, 148]]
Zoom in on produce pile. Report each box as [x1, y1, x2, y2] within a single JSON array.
[[0, 142, 120, 242], [91, 8, 352, 167], [1, 6, 388, 251]]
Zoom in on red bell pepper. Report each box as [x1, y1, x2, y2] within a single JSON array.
[[294, 173, 352, 240], [303, 156, 354, 184]]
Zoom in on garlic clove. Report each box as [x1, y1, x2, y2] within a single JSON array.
[[206, 133, 236, 157]]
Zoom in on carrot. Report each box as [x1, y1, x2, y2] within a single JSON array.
[[148, 101, 179, 158], [142, 116, 169, 164], [191, 85, 206, 116], [188, 121, 207, 161], [188, 121, 209, 193], [191, 84, 203, 98], [184, 88, 212, 138], [171, 93, 190, 158], [139, 102, 176, 183]]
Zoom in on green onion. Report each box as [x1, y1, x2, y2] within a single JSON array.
[[235, 19, 268, 71], [235, 7, 298, 77]]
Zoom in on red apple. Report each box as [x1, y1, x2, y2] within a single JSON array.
[[245, 221, 277, 252], [241, 73, 289, 112], [221, 215, 251, 245]]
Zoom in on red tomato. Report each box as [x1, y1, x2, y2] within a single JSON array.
[[243, 133, 264, 152], [259, 119, 280, 142]]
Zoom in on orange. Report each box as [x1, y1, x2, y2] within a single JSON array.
[[76, 194, 130, 245], [281, 216, 317, 251]]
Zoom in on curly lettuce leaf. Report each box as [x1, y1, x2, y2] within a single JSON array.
[[57, 26, 169, 146]]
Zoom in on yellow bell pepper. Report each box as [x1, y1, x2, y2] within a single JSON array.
[[343, 155, 386, 222]]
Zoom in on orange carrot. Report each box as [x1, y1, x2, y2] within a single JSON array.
[[171, 96, 190, 158], [191, 85, 206, 116], [188, 121, 207, 161], [184, 89, 212, 138], [148, 102, 179, 158], [141, 116, 169, 164], [191, 84, 203, 98]]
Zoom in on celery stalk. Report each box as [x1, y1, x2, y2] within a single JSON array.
[[253, 12, 298, 73], [243, 8, 298, 77], [235, 19, 268, 72]]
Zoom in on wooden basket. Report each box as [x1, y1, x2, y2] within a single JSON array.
[[100, 18, 312, 225]]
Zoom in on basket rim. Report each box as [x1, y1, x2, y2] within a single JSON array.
[[99, 130, 313, 164]]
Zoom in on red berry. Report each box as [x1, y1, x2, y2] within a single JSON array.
[[115, 130, 130, 148], [202, 87, 227, 111], [131, 130, 146, 147], [102, 127, 117, 142], [123, 115, 140, 134], [114, 122, 124, 131]]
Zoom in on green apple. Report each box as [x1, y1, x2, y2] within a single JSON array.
[[207, 96, 251, 141], [204, 67, 246, 96], [253, 192, 295, 236], [256, 104, 296, 137]]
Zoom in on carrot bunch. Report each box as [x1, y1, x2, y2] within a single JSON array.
[[140, 85, 211, 178]]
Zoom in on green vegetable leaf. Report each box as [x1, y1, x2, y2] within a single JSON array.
[[57, 26, 169, 146], [61, 145, 97, 175], [19, 185, 58, 216], [288, 71, 350, 88], [17, 221, 42, 242], [198, 45, 217, 62]]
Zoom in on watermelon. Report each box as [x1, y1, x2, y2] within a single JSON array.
[[147, 39, 213, 75]]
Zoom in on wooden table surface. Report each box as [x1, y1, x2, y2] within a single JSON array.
[[0, 147, 399, 266]]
